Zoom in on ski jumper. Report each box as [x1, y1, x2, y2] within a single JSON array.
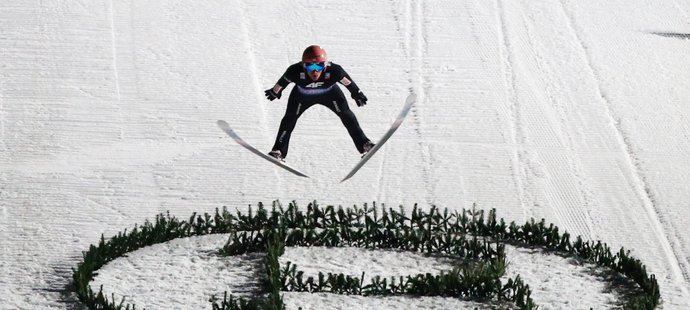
[[270, 62, 371, 158]]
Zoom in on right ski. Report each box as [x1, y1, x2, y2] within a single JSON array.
[[217, 120, 309, 178]]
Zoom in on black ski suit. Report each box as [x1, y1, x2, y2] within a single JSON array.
[[269, 62, 370, 158]]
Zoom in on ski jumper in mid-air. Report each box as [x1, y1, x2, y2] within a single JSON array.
[[264, 45, 374, 161]]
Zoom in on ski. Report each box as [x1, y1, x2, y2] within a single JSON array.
[[341, 93, 417, 182], [217, 120, 309, 178]]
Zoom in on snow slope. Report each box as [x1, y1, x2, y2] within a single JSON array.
[[1, 0, 689, 308]]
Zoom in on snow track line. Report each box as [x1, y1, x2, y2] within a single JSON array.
[[236, 1, 267, 133], [377, 0, 411, 203], [108, 0, 121, 101], [78, 193, 129, 220], [495, 0, 531, 221], [515, 3, 595, 241], [0, 90, 5, 151], [558, 0, 690, 289], [408, 0, 434, 205], [387, 0, 433, 203], [236, 0, 283, 185], [389, 0, 413, 91], [107, 0, 125, 141]]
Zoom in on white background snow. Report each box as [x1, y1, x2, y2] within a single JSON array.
[[1, 0, 690, 309]]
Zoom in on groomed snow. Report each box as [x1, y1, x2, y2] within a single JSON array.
[[2, 0, 690, 309]]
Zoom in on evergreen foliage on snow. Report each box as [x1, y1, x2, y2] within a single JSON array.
[[72, 201, 659, 309]]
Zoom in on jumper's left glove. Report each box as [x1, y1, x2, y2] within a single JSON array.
[[352, 91, 368, 107]]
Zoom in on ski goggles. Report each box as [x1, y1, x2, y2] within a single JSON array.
[[304, 62, 325, 72]]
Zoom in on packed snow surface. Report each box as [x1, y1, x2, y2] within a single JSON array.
[[1, 0, 690, 309]]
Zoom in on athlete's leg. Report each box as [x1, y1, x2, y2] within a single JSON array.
[[323, 95, 371, 153], [271, 95, 312, 158]]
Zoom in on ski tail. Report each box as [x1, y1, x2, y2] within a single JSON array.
[[217, 120, 309, 178]]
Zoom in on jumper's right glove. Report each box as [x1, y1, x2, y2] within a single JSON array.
[[352, 91, 368, 107], [264, 88, 282, 101]]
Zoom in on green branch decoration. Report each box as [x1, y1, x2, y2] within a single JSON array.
[[72, 201, 660, 310]]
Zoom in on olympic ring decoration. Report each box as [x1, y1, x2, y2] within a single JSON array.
[[72, 202, 660, 309]]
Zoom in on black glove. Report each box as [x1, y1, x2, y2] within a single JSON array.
[[352, 91, 368, 107], [264, 88, 282, 101]]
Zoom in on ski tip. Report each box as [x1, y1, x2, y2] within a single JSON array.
[[217, 120, 228, 127]]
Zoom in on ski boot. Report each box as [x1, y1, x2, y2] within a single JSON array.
[[268, 150, 284, 162], [361, 141, 376, 158]]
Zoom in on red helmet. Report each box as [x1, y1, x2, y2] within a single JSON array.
[[302, 45, 327, 63]]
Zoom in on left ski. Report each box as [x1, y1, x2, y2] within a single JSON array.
[[341, 93, 417, 182]]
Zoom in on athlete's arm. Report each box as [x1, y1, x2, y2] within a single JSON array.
[[335, 65, 368, 106], [334, 65, 361, 94], [265, 65, 298, 101]]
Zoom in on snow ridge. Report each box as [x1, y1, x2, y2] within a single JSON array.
[[235, 0, 284, 188], [495, 0, 531, 222], [108, 0, 121, 101], [557, 0, 690, 292], [408, 0, 435, 206]]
